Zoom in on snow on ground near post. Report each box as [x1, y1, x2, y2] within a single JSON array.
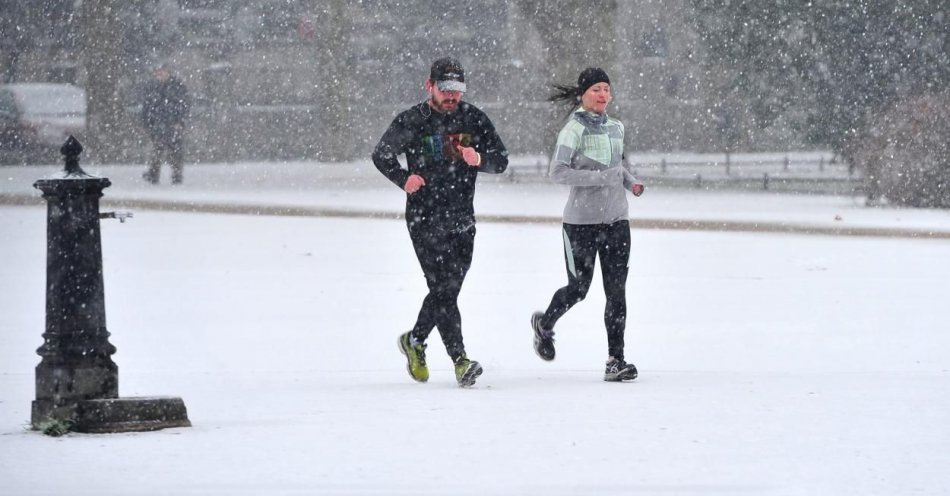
[[1, 198, 949, 495]]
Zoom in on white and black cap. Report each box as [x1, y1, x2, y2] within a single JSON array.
[[430, 57, 466, 93]]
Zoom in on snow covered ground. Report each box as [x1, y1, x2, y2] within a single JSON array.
[[2, 159, 949, 235], [1, 160, 949, 495]]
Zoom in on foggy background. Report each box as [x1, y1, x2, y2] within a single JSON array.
[[1, 0, 948, 206]]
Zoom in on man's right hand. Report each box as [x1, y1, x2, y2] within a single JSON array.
[[404, 174, 426, 194]]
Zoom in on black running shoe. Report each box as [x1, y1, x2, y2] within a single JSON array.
[[531, 311, 555, 361], [604, 357, 638, 382]]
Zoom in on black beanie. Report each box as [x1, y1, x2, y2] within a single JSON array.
[[577, 67, 610, 95]]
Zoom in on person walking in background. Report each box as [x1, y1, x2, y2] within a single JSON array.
[[372, 57, 508, 387], [141, 63, 190, 185], [531, 67, 644, 382]]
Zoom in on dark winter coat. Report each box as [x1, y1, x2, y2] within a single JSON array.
[[141, 76, 190, 142], [372, 101, 508, 232]]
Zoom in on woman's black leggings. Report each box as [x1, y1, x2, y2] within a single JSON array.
[[540, 220, 630, 360]]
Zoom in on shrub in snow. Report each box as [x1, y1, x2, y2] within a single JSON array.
[[860, 93, 950, 208]]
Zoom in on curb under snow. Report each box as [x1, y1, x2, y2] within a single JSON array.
[[3, 193, 948, 240]]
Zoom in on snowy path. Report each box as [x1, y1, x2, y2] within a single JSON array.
[[2, 160, 950, 238], [2, 205, 949, 495]]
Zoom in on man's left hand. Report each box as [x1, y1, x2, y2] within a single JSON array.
[[632, 183, 645, 197], [457, 145, 481, 167]]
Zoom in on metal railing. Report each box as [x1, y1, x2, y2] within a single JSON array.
[[502, 151, 863, 195]]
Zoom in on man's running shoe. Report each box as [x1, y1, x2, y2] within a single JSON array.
[[531, 311, 555, 361], [454, 354, 483, 387], [604, 357, 638, 382], [398, 332, 429, 383]]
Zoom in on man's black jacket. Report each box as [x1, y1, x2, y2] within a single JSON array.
[[372, 101, 508, 232]]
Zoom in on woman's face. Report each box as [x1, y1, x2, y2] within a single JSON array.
[[581, 82, 611, 114]]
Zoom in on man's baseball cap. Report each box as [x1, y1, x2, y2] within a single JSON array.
[[430, 57, 466, 92]]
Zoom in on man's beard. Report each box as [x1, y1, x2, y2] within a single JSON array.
[[431, 95, 459, 113]]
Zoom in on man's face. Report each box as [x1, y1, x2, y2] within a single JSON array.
[[426, 80, 463, 113]]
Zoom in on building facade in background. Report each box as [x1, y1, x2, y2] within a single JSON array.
[[0, 0, 803, 162]]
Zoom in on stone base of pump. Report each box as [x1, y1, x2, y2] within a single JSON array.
[[33, 396, 191, 433]]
